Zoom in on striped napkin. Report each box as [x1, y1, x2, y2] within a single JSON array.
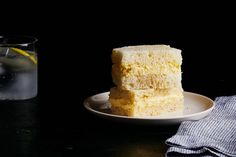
[[166, 96, 236, 157]]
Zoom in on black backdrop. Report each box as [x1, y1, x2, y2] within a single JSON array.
[[0, 1, 236, 141]]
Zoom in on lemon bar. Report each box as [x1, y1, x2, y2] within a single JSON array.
[[109, 87, 184, 117], [112, 45, 182, 90]]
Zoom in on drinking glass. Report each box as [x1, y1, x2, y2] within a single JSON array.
[[0, 36, 37, 100]]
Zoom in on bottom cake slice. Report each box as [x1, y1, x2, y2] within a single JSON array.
[[109, 87, 184, 117]]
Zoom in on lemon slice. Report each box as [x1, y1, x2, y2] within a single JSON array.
[[11, 47, 37, 64]]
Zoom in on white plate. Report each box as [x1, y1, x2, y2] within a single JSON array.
[[84, 91, 214, 125]]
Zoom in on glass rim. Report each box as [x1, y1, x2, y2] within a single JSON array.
[[0, 35, 38, 46]]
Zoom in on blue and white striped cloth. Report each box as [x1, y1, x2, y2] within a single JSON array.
[[166, 96, 236, 157]]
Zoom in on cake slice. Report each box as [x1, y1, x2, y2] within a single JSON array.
[[112, 45, 182, 90], [109, 87, 184, 117]]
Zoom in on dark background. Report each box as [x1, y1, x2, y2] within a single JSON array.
[[0, 2, 236, 156]]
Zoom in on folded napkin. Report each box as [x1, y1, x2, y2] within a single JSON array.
[[166, 96, 236, 157]]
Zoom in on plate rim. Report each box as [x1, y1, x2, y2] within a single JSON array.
[[84, 91, 215, 120]]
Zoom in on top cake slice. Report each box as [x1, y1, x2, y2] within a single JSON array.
[[112, 45, 182, 90]]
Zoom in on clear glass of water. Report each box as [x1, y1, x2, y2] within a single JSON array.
[[0, 36, 37, 100]]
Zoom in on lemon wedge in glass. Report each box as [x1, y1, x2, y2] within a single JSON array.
[[11, 47, 37, 64]]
